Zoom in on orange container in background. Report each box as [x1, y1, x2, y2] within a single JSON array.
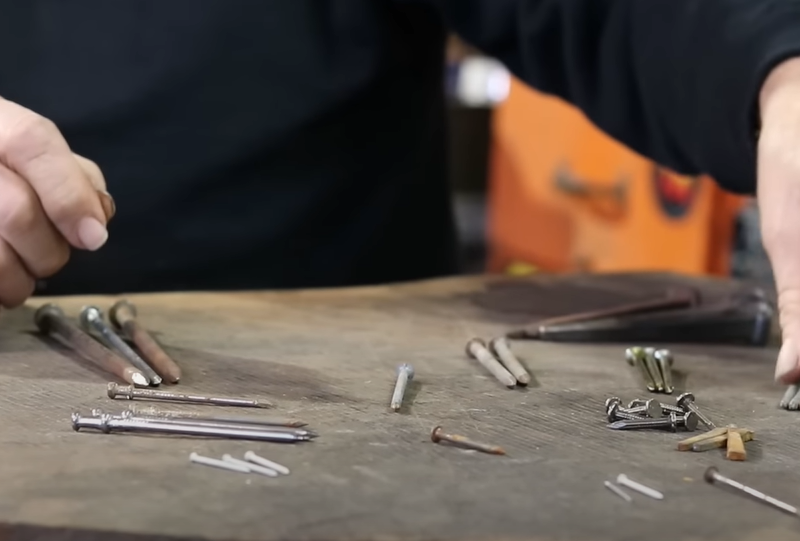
[[486, 78, 749, 277]]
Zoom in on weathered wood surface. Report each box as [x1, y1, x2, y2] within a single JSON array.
[[0, 273, 798, 541]]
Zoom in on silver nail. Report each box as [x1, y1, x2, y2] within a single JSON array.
[[625, 347, 657, 392], [676, 392, 715, 429], [643, 347, 665, 392], [390, 363, 415, 411], [616, 474, 663, 500], [654, 349, 675, 394], [107, 382, 272, 408]]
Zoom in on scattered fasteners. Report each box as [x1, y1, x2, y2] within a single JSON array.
[[35, 304, 149, 387], [107, 382, 273, 408], [80, 305, 163, 386], [109, 299, 182, 384], [676, 392, 715, 430], [390, 363, 414, 412], [431, 425, 505, 455], [604, 480, 632, 503], [616, 474, 663, 500], [489, 337, 531, 385], [607, 412, 698, 432], [704, 466, 797, 516], [466, 338, 516, 388]]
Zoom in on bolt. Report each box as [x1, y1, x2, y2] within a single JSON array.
[[605, 397, 622, 410], [607, 411, 698, 432], [106, 382, 273, 408], [625, 347, 657, 392], [606, 403, 646, 423], [643, 347, 665, 392], [80, 305, 162, 386], [654, 349, 675, 394], [430, 425, 505, 455], [622, 398, 663, 418], [676, 392, 715, 429], [704, 466, 797, 516], [390, 363, 415, 411], [466, 338, 516, 388]]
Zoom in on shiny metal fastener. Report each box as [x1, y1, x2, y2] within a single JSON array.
[[625, 347, 657, 392], [622, 398, 663, 418], [80, 306, 162, 386], [107, 382, 273, 408], [676, 392, 715, 430], [607, 403, 646, 423], [654, 349, 675, 394], [431, 425, 505, 455], [112, 410, 316, 438], [607, 411, 698, 432], [705, 466, 797, 516], [126, 406, 305, 427], [390, 363, 414, 411], [72, 412, 309, 442], [643, 347, 665, 392]]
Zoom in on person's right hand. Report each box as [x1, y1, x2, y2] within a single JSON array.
[[0, 97, 113, 308]]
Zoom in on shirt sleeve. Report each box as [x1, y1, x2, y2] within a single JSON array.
[[428, 0, 800, 194]]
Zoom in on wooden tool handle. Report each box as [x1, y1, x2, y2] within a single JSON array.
[[726, 430, 747, 461]]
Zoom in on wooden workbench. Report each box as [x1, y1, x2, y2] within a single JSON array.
[[0, 273, 798, 541]]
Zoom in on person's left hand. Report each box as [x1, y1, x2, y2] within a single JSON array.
[[755, 57, 800, 383]]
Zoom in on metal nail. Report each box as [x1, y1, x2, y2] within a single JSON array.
[[72, 412, 308, 442], [643, 347, 665, 392], [80, 306, 162, 386], [126, 406, 305, 427], [705, 466, 797, 516], [621, 398, 663, 418], [676, 392, 715, 430], [625, 347, 657, 392], [654, 349, 675, 394], [430, 425, 505, 455], [111, 410, 316, 438], [390, 363, 414, 411], [606, 403, 646, 423], [107, 382, 273, 408]]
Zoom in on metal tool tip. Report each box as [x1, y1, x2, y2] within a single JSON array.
[[70, 412, 81, 431], [606, 421, 626, 430], [131, 373, 149, 387], [150, 375, 163, 387]]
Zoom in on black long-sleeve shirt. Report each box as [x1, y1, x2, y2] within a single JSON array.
[[1, 1, 797, 294]]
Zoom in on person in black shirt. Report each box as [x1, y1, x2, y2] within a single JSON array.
[[1, 1, 800, 380]]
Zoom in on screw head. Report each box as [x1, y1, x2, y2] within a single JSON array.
[[704, 466, 720, 484], [430, 425, 444, 443], [606, 403, 621, 423], [654, 349, 674, 366], [628, 399, 647, 408], [79, 305, 103, 329], [604, 397, 622, 410], [70, 412, 81, 432], [34, 303, 65, 332], [676, 392, 695, 409], [683, 411, 699, 431], [397, 363, 415, 380], [625, 347, 643, 366], [644, 399, 662, 418], [109, 299, 138, 328]]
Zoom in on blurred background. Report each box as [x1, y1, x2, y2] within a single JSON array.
[[445, 36, 773, 285]]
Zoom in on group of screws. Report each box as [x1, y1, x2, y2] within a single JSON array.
[[35, 301, 181, 388], [604, 392, 715, 432], [190, 450, 291, 477], [625, 347, 674, 394], [73, 409, 316, 443], [466, 337, 531, 388]]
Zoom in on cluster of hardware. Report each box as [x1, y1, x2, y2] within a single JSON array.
[[625, 346, 674, 394], [604, 393, 715, 432]]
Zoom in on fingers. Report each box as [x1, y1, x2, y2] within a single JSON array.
[[0, 97, 108, 251], [0, 238, 35, 308], [757, 93, 800, 383], [0, 163, 70, 278]]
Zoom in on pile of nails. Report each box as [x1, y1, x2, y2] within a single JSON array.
[[190, 451, 290, 477], [604, 392, 715, 432], [465, 337, 531, 388], [625, 346, 674, 394]]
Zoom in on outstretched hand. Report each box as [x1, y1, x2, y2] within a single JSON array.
[[756, 58, 800, 383]]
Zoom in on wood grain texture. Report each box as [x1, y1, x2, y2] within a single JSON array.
[[0, 272, 798, 541]]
